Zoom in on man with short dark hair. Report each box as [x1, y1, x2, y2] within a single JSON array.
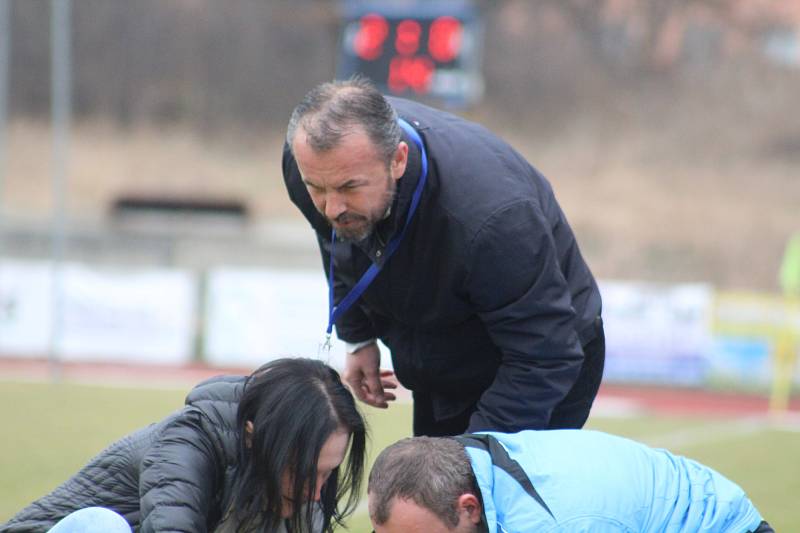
[[282, 77, 604, 435], [368, 431, 772, 533]]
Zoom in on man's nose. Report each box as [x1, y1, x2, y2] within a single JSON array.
[[324, 192, 346, 220]]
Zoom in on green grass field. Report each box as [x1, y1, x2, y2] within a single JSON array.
[[1, 381, 798, 531]]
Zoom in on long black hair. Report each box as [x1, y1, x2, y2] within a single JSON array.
[[229, 358, 367, 532]]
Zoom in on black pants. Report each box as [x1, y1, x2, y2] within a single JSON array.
[[749, 521, 774, 533], [412, 320, 606, 436]]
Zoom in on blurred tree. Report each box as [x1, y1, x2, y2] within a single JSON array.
[[491, 0, 788, 74], [8, 0, 339, 130], [4, 0, 794, 129]]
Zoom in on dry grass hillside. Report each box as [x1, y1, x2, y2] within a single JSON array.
[[2, 68, 798, 290]]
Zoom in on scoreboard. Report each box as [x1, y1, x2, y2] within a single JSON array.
[[337, 0, 484, 108]]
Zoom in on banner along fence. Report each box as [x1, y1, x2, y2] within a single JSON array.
[[1, 260, 798, 391]]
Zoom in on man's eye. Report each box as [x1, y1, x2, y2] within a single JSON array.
[[345, 180, 367, 191]]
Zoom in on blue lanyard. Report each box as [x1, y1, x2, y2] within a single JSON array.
[[324, 118, 428, 344]]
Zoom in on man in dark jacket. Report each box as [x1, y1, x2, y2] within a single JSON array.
[[283, 77, 604, 436]]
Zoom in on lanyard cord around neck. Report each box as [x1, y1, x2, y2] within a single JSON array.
[[324, 118, 428, 341]]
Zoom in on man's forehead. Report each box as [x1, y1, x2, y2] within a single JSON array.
[[295, 128, 383, 163], [372, 496, 452, 533], [294, 120, 375, 151]]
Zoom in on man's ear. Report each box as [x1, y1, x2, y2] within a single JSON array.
[[390, 141, 408, 181], [456, 493, 482, 525], [245, 420, 254, 448]]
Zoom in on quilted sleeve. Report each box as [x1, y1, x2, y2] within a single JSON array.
[[138, 409, 222, 533]]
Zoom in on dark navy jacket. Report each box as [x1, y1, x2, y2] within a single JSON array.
[[283, 97, 602, 431]]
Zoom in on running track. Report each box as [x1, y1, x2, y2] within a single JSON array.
[[1, 357, 798, 419]]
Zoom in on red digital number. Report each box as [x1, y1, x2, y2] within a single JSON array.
[[354, 13, 389, 61], [395, 19, 422, 56], [388, 56, 435, 94], [428, 16, 463, 63]]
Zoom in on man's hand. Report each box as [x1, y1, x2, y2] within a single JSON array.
[[343, 343, 397, 408]]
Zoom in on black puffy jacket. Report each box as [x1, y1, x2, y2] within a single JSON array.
[[1, 376, 244, 533]]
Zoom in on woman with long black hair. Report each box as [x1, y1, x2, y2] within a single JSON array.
[[1, 358, 368, 533]]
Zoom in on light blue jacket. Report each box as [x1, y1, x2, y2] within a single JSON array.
[[459, 430, 763, 533]]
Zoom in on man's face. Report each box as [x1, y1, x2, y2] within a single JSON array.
[[292, 126, 408, 242], [369, 495, 483, 533]]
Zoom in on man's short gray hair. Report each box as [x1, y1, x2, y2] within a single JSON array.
[[368, 437, 479, 528], [286, 76, 402, 165]]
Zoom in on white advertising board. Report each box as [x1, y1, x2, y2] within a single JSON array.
[[600, 280, 714, 384], [205, 268, 345, 368], [0, 261, 53, 354], [59, 264, 196, 363], [204, 268, 391, 371], [0, 260, 196, 364]]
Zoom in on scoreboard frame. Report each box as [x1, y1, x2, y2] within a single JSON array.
[[337, 0, 484, 108]]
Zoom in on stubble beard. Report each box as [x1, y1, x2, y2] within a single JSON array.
[[332, 177, 396, 243], [334, 217, 373, 243]]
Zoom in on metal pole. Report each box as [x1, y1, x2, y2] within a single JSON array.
[[0, 0, 10, 220], [50, 0, 71, 381]]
